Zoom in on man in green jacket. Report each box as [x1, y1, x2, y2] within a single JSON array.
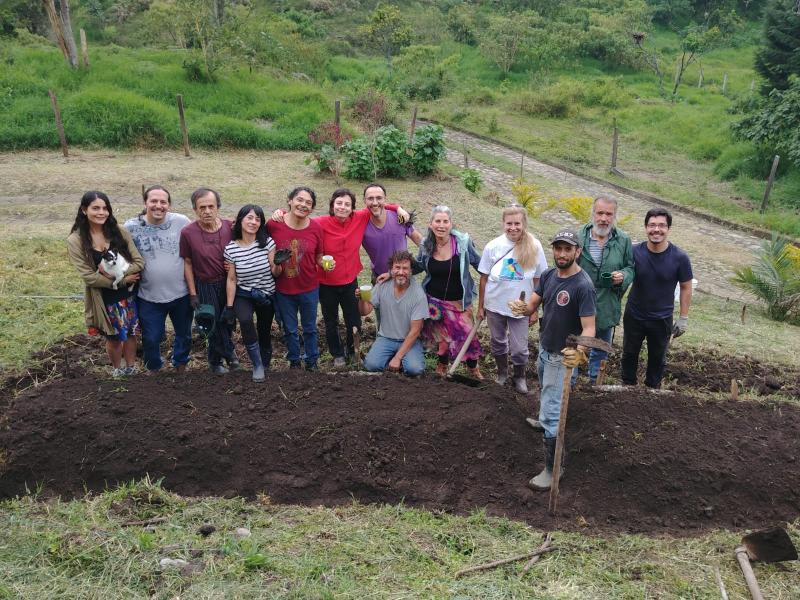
[[572, 195, 634, 384]]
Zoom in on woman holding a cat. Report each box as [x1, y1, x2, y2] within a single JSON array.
[[67, 191, 144, 377]]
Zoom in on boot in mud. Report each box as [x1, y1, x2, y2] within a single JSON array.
[[528, 436, 562, 491], [494, 354, 508, 385], [512, 363, 528, 394], [245, 342, 265, 382]]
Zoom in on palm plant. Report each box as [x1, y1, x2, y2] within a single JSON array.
[[732, 236, 800, 323]]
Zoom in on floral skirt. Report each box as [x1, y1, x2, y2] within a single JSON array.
[[422, 296, 481, 361], [89, 296, 140, 341]]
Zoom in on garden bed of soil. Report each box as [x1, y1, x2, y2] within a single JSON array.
[[1, 345, 798, 535]]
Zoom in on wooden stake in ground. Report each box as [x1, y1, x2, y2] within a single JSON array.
[[408, 106, 417, 145], [609, 118, 623, 177], [548, 368, 573, 515], [698, 66, 704, 88], [48, 89, 69, 158], [519, 150, 525, 180], [176, 94, 191, 157], [463, 144, 469, 168], [722, 73, 728, 95], [760, 155, 780, 214], [730, 378, 739, 401], [595, 360, 608, 386], [79, 28, 89, 68], [334, 99, 341, 145]]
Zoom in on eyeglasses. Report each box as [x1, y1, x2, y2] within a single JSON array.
[[646, 224, 668, 230]]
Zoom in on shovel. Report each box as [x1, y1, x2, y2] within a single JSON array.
[[446, 316, 485, 387], [735, 527, 798, 600]]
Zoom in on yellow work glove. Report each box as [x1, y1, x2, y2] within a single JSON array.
[[561, 347, 588, 368], [508, 299, 528, 317]]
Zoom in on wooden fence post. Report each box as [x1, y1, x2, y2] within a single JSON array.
[[176, 94, 190, 157], [697, 67, 704, 88], [408, 105, 418, 145], [519, 150, 524, 180], [760, 155, 780, 214], [609, 118, 623, 177], [722, 73, 728, 95], [79, 28, 89, 68], [334, 99, 341, 145], [463, 144, 469, 169], [48, 89, 68, 157]]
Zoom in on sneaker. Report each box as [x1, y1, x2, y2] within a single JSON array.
[[305, 362, 319, 372], [210, 363, 229, 375], [227, 357, 241, 370], [111, 367, 126, 378], [123, 366, 139, 376], [526, 417, 544, 431], [289, 361, 302, 370], [333, 356, 346, 368]]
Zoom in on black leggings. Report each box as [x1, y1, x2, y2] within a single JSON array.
[[233, 296, 275, 351], [319, 280, 361, 358]]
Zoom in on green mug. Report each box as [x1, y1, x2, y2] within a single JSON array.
[[598, 272, 614, 288]]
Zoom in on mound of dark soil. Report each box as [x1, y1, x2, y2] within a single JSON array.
[[1, 369, 798, 535]]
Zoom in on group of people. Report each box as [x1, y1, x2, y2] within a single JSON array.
[[68, 184, 693, 490]]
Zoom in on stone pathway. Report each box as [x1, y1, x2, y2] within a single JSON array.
[[439, 125, 763, 302]]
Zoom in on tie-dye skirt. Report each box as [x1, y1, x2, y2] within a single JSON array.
[[422, 296, 481, 361]]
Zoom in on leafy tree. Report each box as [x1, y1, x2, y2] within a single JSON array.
[[478, 11, 540, 75], [358, 4, 411, 76], [671, 24, 723, 97], [733, 78, 800, 168], [732, 236, 800, 323], [0, 0, 47, 35], [445, 4, 477, 45], [754, 0, 800, 92]]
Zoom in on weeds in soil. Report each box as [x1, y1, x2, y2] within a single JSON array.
[[1, 479, 798, 598]]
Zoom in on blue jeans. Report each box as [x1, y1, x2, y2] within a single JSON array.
[[138, 295, 193, 371], [570, 326, 614, 386], [537, 346, 567, 439], [363, 336, 425, 376], [274, 288, 320, 366]]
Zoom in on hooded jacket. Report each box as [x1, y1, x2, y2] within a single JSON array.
[[417, 228, 481, 309], [577, 223, 634, 330]]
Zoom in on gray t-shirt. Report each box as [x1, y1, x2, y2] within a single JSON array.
[[534, 267, 596, 353], [371, 279, 429, 340], [125, 212, 191, 303]]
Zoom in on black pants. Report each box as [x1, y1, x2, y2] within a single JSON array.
[[197, 280, 235, 367], [319, 280, 361, 359], [621, 311, 672, 388], [233, 296, 275, 365]]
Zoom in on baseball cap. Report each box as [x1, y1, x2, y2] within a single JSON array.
[[551, 229, 580, 247]]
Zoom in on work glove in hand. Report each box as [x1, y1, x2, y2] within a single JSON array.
[[508, 299, 528, 317], [561, 347, 588, 368], [398, 209, 416, 226], [672, 315, 688, 338], [274, 248, 292, 265], [189, 295, 200, 310], [221, 306, 236, 326]]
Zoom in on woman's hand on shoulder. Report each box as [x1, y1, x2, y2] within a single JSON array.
[[271, 209, 286, 222]]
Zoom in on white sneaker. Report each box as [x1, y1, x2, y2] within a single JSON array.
[[111, 367, 126, 378], [333, 356, 346, 368], [123, 366, 139, 376]]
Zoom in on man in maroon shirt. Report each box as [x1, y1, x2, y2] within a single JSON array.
[[179, 188, 239, 373]]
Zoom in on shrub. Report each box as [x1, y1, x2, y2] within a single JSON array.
[[582, 78, 631, 109], [713, 143, 782, 181], [409, 124, 445, 176], [373, 125, 408, 177], [510, 81, 584, 119], [461, 168, 483, 193], [464, 86, 498, 106], [350, 88, 394, 131], [732, 236, 800, 323], [342, 136, 376, 180], [510, 179, 556, 217]]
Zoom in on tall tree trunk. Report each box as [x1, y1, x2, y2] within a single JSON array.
[[43, 0, 70, 63], [59, 0, 79, 68]]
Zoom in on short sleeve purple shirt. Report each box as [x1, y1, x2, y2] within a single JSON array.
[[362, 209, 415, 276]]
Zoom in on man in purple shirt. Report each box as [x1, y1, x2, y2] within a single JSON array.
[[361, 183, 423, 282]]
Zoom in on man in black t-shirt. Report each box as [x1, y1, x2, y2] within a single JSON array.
[[622, 207, 693, 388], [510, 229, 597, 491]]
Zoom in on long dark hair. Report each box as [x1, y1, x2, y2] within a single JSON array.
[[232, 204, 269, 248], [70, 191, 132, 260]]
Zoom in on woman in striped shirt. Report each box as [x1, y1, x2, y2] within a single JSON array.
[[223, 204, 283, 381]]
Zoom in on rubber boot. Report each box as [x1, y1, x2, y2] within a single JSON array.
[[513, 363, 528, 394], [494, 354, 508, 385], [245, 342, 265, 382], [528, 436, 563, 491]]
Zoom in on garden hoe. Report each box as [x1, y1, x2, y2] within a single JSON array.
[[446, 316, 485, 387], [548, 334, 613, 515], [734, 526, 797, 600]]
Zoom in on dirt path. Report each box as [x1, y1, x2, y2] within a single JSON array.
[[439, 126, 763, 302]]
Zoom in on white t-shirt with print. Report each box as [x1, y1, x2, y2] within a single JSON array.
[[478, 234, 548, 317]]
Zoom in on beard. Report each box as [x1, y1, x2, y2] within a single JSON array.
[[555, 257, 575, 269], [593, 224, 611, 237]]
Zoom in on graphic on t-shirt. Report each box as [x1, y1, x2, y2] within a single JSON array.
[[499, 257, 524, 281], [285, 238, 302, 278], [556, 290, 570, 306]]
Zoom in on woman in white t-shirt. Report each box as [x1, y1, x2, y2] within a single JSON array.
[[223, 204, 283, 382], [477, 204, 547, 393]]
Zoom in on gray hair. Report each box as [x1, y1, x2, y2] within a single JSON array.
[[423, 205, 454, 253], [592, 195, 618, 213]]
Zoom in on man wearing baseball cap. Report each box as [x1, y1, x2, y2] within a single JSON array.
[[509, 229, 597, 491]]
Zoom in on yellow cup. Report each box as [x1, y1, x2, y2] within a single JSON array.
[[359, 284, 373, 302], [321, 255, 334, 271]]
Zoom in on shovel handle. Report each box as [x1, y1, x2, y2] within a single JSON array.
[[448, 317, 483, 377], [734, 546, 764, 600]]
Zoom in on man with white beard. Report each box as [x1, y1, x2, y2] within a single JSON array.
[[572, 196, 634, 385]]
